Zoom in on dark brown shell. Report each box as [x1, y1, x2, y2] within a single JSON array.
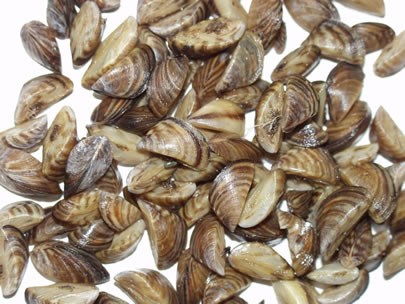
[[114, 104, 160, 136], [138, 26, 168, 64], [287, 121, 328, 148], [95, 291, 129, 304], [91, 97, 134, 124], [352, 22, 396, 54], [47, 0, 76, 39]]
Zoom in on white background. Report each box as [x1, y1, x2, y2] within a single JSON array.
[[0, 0, 404, 303]]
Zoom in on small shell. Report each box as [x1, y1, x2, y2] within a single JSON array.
[[138, 199, 187, 270], [28, 213, 75, 245], [0, 201, 45, 233], [42, 106, 78, 182], [306, 262, 360, 285], [312, 80, 328, 126], [370, 106, 405, 162], [20, 20, 61, 72], [31, 240, 109, 284], [215, 31, 264, 93], [92, 45, 156, 99], [228, 242, 295, 281], [75, 0, 120, 12], [365, 229, 391, 271], [340, 163, 396, 224], [64, 135, 113, 198], [272, 21, 287, 54], [271, 45, 321, 82], [1, 226, 28, 297], [247, 0, 283, 50], [174, 89, 202, 120], [333, 143, 379, 167], [222, 297, 248, 304], [137, 0, 187, 24], [205, 0, 248, 24], [287, 121, 329, 148], [203, 265, 251, 304], [303, 20, 365, 65], [178, 183, 211, 227], [95, 219, 145, 264], [277, 210, 316, 276], [383, 231, 405, 278], [95, 291, 128, 304], [316, 186, 371, 261], [284, 0, 339, 32], [285, 190, 314, 219], [25, 283, 99, 304], [115, 269, 179, 304], [274, 148, 339, 185], [390, 191, 405, 235], [93, 161, 123, 194], [388, 162, 405, 193], [91, 97, 134, 124], [138, 26, 168, 64], [272, 279, 312, 304], [210, 161, 255, 232], [137, 118, 209, 170], [149, 0, 207, 38], [188, 99, 245, 136], [15, 74, 73, 125], [334, 0, 385, 16], [190, 214, 226, 275], [114, 104, 160, 136], [47, 0, 76, 39], [352, 22, 395, 54], [169, 17, 246, 58], [82, 17, 138, 89], [70, 1, 103, 66], [176, 249, 211, 304], [374, 30, 405, 77], [327, 62, 364, 122], [147, 57, 189, 118]]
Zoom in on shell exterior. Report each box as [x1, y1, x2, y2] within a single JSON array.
[[114, 104, 160, 136], [383, 231, 405, 278], [0, 201, 45, 233], [306, 262, 360, 285], [287, 121, 329, 148], [390, 190, 405, 235], [178, 183, 211, 227], [137, 199, 187, 270], [93, 161, 123, 195], [374, 30, 405, 77], [138, 26, 168, 64], [47, 0, 77, 39], [31, 240, 109, 284], [137, 0, 187, 25], [388, 162, 405, 194], [75, 0, 121, 12], [91, 97, 134, 124], [15, 74, 73, 125], [272, 279, 311, 304], [174, 89, 201, 120], [333, 143, 379, 167], [137, 118, 209, 170], [352, 22, 395, 54], [335, 0, 385, 16], [95, 291, 129, 304], [20, 20, 61, 72], [64, 135, 112, 198], [114, 269, 179, 304], [205, 0, 248, 24], [169, 17, 246, 58]]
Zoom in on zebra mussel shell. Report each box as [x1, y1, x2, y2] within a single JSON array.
[[47, 0, 77, 39], [352, 22, 395, 54], [0, 201, 45, 233], [137, 0, 187, 25]]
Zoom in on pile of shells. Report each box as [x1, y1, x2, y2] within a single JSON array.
[[1, 0, 404, 303]]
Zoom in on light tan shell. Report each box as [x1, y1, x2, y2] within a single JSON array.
[[93, 161, 123, 195], [178, 183, 211, 227], [137, 0, 187, 25], [335, 0, 385, 16], [205, 0, 248, 24], [333, 143, 379, 167], [272, 279, 311, 304], [306, 262, 360, 285], [352, 22, 395, 54], [47, 0, 76, 39], [91, 97, 134, 124], [0, 201, 45, 233]]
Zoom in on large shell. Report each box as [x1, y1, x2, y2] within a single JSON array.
[[20, 20, 61, 72], [215, 31, 264, 93], [115, 269, 179, 304], [95, 291, 128, 304], [42, 106, 78, 182], [352, 22, 395, 54], [340, 163, 397, 224], [282, 75, 319, 133], [178, 183, 211, 227], [316, 186, 371, 261], [0, 147, 62, 201], [0, 201, 45, 233], [383, 231, 405, 278], [92, 45, 156, 99], [82, 17, 138, 89], [306, 262, 360, 285], [1, 226, 28, 297], [203, 265, 251, 304], [15, 74, 73, 125], [327, 62, 364, 122], [333, 143, 379, 167], [274, 148, 339, 184], [137, 118, 209, 170], [190, 214, 226, 275], [370, 106, 405, 162], [169, 17, 246, 58], [47, 0, 76, 39], [247, 0, 283, 50], [31, 240, 109, 284], [138, 199, 186, 270], [64, 135, 112, 198], [303, 20, 365, 65], [284, 0, 339, 32], [95, 219, 145, 264], [70, 0, 103, 66], [335, 0, 385, 16], [91, 97, 134, 124], [176, 249, 211, 304], [277, 210, 316, 276], [147, 56, 189, 118], [210, 161, 255, 232], [228, 242, 294, 281], [149, 0, 207, 38], [188, 99, 245, 136], [25, 283, 99, 304], [271, 45, 321, 82], [137, 0, 187, 24]]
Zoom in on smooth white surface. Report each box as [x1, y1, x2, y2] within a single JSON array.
[[0, 0, 404, 303]]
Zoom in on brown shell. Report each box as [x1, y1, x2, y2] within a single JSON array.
[[114, 269, 179, 304], [47, 0, 76, 39], [388, 162, 405, 194], [287, 121, 328, 148], [93, 161, 123, 195], [306, 261, 360, 285], [137, 0, 187, 25], [138, 26, 168, 65], [190, 214, 226, 276], [31, 240, 109, 284], [95, 291, 128, 304], [137, 199, 187, 270], [374, 30, 405, 77], [303, 19, 365, 65], [204, 0, 248, 24], [147, 56, 189, 118], [114, 104, 160, 136], [327, 62, 365, 122], [285, 190, 314, 219], [333, 143, 379, 167], [210, 161, 255, 232], [75, 0, 121, 12], [316, 186, 371, 261], [352, 22, 396, 54], [383, 231, 405, 278], [0, 201, 45, 233], [15, 74, 73, 125], [178, 183, 211, 227], [91, 97, 134, 124], [20, 20, 61, 72], [169, 17, 246, 58], [137, 118, 209, 170], [28, 213, 75, 245], [390, 191, 405, 235], [335, 0, 385, 17], [174, 89, 201, 120]]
